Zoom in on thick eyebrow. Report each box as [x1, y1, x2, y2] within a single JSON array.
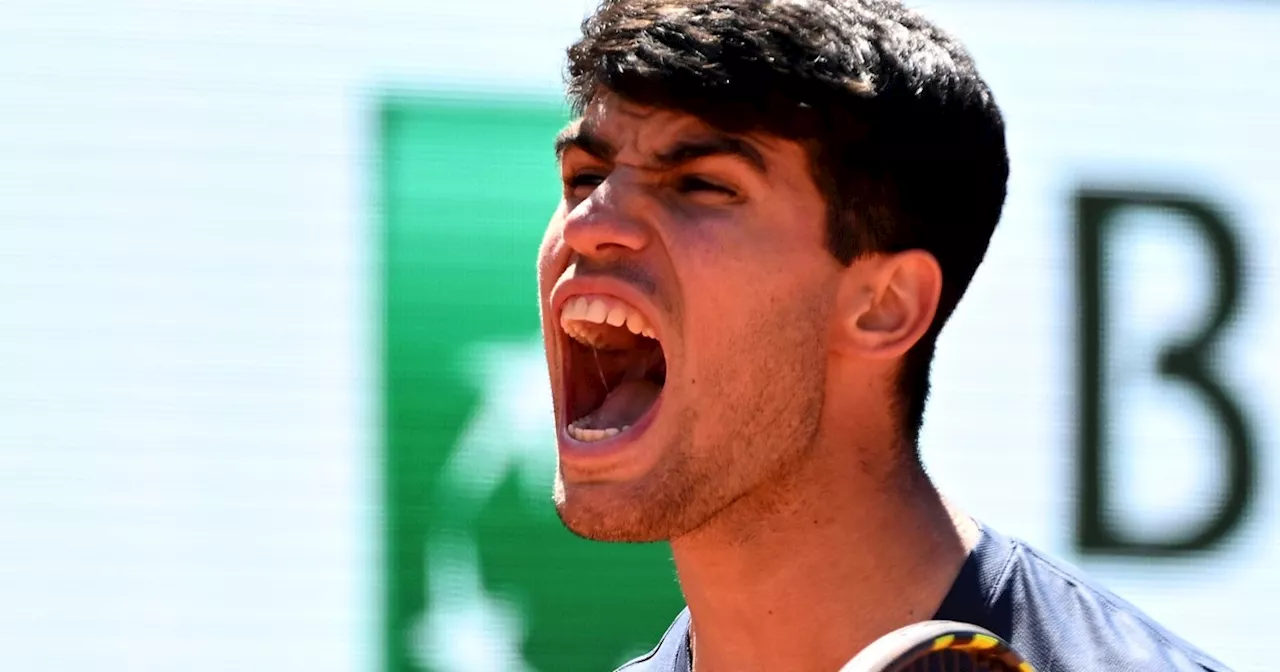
[[654, 136, 768, 175], [554, 125, 616, 162], [555, 126, 769, 176]]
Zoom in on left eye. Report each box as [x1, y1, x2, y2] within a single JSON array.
[[567, 172, 605, 191], [677, 176, 736, 197]]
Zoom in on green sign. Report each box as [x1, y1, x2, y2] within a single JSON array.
[[380, 94, 685, 672]]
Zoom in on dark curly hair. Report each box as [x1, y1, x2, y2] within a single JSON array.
[[565, 0, 1009, 446]]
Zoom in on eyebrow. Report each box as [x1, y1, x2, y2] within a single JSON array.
[[554, 126, 769, 175], [554, 125, 617, 162]]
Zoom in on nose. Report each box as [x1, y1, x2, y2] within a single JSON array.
[[561, 178, 653, 260]]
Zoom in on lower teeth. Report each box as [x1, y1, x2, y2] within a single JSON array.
[[567, 424, 631, 442]]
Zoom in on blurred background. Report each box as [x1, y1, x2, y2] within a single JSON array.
[[1, 0, 1277, 670]]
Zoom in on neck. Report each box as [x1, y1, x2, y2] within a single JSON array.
[[669, 425, 978, 672]]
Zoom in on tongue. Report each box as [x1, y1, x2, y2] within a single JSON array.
[[576, 379, 661, 430]]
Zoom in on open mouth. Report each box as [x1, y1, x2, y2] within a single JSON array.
[[559, 294, 667, 443]]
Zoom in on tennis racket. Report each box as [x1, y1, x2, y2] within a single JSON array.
[[840, 620, 1036, 672]]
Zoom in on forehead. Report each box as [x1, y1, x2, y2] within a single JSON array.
[[565, 95, 797, 167], [576, 97, 714, 155]]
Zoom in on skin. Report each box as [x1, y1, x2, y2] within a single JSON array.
[[537, 93, 981, 672]]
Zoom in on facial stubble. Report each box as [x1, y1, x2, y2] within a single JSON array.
[[553, 293, 831, 544]]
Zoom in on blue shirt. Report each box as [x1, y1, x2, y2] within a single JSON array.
[[616, 524, 1231, 671]]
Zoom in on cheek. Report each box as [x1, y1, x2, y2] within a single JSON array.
[[678, 218, 830, 313], [663, 204, 836, 379], [680, 247, 833, 373], [684, 207, 834, 308], [537, 210, 567, 289]]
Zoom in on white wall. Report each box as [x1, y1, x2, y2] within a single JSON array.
[[0, 1, 1276, 670]]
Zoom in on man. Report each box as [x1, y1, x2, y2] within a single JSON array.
[[535, 0, 1231, 670]]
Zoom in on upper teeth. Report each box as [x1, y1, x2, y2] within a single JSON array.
[[560, 295, 656, 342]]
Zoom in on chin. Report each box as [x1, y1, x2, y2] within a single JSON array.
[[552, 472, 687, 543]]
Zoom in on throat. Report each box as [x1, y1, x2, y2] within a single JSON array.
[[566, 333, 666, 432], [673, 479, 973, 672]]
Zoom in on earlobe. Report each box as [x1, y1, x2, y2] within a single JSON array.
[[832, 251, 942, 359]]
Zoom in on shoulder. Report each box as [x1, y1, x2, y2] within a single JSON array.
[[614, 607, 691, 672], [988, 529, 1232, 672]]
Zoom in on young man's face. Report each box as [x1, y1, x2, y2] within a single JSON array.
[[538, 94, 845, 542]]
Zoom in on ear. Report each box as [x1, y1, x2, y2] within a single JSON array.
[[830, 250, 942, 359]]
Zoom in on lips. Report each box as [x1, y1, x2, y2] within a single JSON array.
[[561, 294, 667, 441], [551, 286, 667, 448]]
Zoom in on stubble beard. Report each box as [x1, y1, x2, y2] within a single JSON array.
[[553, 351, 828, 544]]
